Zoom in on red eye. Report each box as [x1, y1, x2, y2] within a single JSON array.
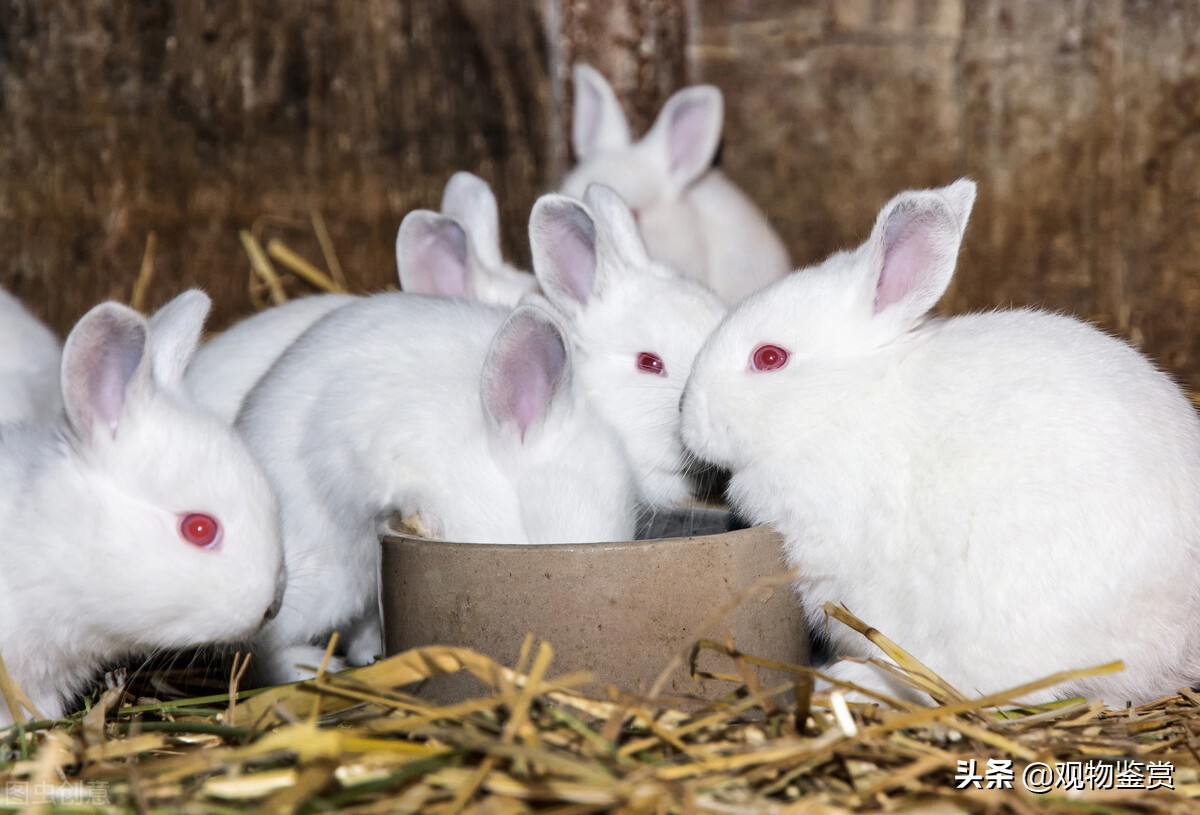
[[750, 344, 789, 372], [636, 352, 665, 376], [180, 513, 221, 549]]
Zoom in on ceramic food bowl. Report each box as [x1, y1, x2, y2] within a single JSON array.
[[379, 508, 809, 702]]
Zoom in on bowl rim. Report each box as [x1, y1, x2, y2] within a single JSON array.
[[379, 520, 781, 553]]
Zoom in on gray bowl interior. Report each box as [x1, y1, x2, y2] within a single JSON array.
[[635, 506, 751, 540]]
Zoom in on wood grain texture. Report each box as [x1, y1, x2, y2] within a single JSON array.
[[3, 0, 1199, 390], [695, 0, 1200, 389], [0, 0, 556, 333], [557, 0, 689, 147]]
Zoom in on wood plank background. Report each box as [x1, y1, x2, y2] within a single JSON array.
[[2, 0, 1199, 388], [0, 0, 558, 327], [698, 0, 1200, 385]]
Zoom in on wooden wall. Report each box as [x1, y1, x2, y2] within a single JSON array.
[[697, 0, 1200, 386], [0, 0, 558, 328], [3, 0, 1200, 388]]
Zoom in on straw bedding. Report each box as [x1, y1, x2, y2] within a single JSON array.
[[2, 605, 1198, 813]]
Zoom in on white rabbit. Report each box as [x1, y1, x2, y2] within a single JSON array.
[[236, 296, 637, 684], [186, 293, 359, 424], [529, 183, 726, 506], [0, 291, 285, 725], [398, 171, 538, 306], [0, 288, 62, 425], [560, 64, 790, 305], [681, 179, 1200, 708], [187, 174, 531, 424]]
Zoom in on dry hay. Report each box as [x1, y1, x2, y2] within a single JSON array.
[[1, 604, 1198, 814], [239, 213, 348, 311]]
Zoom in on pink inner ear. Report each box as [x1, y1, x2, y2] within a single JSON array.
[[874, 210, 936, 314], [412, 224, 469, 298], [661, 91, 721, 187], [668, 99, 713, 173], [543, 208, 597, 305], [487, 316, 567, 440], [90, 342, 141, 431], [64, 310, 146, 437]]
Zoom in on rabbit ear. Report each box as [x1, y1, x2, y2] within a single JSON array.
[[530, 189, 653, 315], [441, 172, 504, 268], [867, 179, 977, 327], [147, 289, 210, 386], [481, 304, 569, 442], [396, 211, 472, 298], [572, 63, 631, 160], [643, 85, 723, 196], [61, 302, 153, 440], [582, 183, 650, 268], [939, 178, 977, 233], [529, 193, 599, 313]]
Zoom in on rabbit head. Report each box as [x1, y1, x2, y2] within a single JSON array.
[[53, 292, 286, 649], [560, 64, 724, 286], [681, 180, 976, 472], [530, 183, 727, 505]]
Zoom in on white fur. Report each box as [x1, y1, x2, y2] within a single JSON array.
[[0, 291, 285, 725], [188, 176, 534, 425], [186, 294, 358, 424], [561, 64, 790, 304], [681, 179, 1200, 707], [529, 184, 727, 506], [405, 171, 538, 305], [237, 294, 636, 684], [0, 289, 62, 425]]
